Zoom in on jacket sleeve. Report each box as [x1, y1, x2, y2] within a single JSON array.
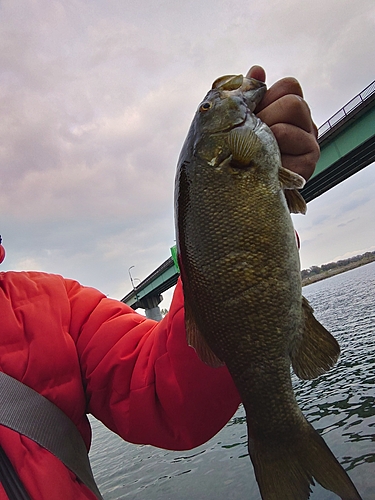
[[66, 278, 241, 451]]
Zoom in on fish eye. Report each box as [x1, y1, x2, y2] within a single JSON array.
[[200, 101, 212, 112]]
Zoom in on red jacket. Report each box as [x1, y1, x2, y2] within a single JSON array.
[[0, 271, 240, 499]]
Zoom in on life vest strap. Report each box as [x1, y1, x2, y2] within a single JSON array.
[[0, 371, 103, 499]]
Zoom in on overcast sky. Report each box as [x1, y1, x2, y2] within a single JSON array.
[[1, 0, 374, 309]]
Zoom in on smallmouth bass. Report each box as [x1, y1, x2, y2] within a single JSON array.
[[174, 74, 362, 500]]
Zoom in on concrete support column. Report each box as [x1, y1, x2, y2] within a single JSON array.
[[139, 294, 163, 321]]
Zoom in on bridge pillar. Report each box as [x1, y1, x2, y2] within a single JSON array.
[[139, 294, 163, 321]]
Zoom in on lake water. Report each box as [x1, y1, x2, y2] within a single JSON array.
[[89, 262, 375, 499]]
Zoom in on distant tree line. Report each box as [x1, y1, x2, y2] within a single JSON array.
[[301, 250, 375, 280]]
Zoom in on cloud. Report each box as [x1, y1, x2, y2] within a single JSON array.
[[337, 218, 358, 228], [1, 0, 374, 302], [294, 164, 375, 270]]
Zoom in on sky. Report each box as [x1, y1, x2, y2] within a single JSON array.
[[1, 0, 374, 310]]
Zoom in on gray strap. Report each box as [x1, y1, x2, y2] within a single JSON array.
[[0, 371, 103, 499]]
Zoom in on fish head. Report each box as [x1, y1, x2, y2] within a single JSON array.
[[176, 73, 307, 215], [178, 74, 272, 171], [193, 74, 266, 135], [211, 74, 267, 112]]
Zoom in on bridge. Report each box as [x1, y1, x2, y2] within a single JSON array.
[[301, 80, 375, 201], [121, 80, 375, 318]]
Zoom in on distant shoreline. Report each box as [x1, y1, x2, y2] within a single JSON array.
[[302, 254, 375, 287]]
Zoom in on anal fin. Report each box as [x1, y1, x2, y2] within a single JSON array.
[[290, 296, 340, 380]]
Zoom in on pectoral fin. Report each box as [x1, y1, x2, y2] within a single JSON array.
[[289, 296, 340, 380], [184, 298, 224, 368], [227, 127, 260, 166]]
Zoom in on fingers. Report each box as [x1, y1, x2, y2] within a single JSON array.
[[270, 123, 320, 180], [246, 65, 266, 83], [257, 94, 314, 134], [247, 71, 314, 135], [280, 152, 318, 180], [245, 66, 320, 180], [256, 77, 303, 111], [257, 95, 320, 179]]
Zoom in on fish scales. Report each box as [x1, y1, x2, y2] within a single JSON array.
[[180, 168, 302, 435], [175, 74, 362, 500]]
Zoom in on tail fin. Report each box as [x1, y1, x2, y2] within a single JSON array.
[[247, 419, 362, 500]]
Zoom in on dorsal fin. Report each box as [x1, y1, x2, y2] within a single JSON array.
[[184, 298, 224, 368]]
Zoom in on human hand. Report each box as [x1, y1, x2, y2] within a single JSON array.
[[246, 65, 319, 181]]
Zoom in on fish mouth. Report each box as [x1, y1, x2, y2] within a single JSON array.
[[212, 74, 266, 95], [210, 75, 266, 136], [216, 75, 267, 113], [212, 114, 248, 136]]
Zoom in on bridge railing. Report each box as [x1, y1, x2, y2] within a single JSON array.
[[318, 80, 375, 138]]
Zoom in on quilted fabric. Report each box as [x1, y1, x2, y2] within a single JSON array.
[[0, 271, 240, 499]]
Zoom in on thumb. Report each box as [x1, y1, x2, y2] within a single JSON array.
[[246, 65, 266, 83]]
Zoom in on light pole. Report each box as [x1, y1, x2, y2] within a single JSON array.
[[128, 266, 140, 305], [128, 266, 136, 291]]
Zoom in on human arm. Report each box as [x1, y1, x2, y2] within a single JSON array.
[[68, 278, 240, 451]]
